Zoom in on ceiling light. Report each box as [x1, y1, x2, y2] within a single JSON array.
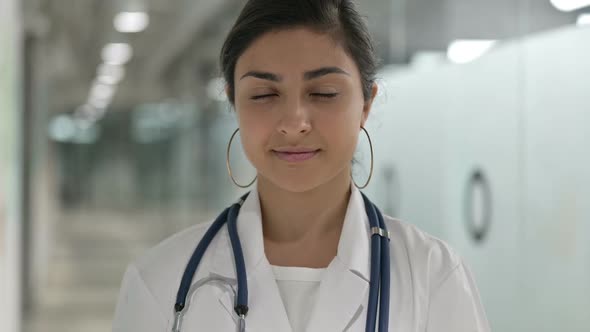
[[88, 98, 111, 110], [550, 0, 590, 12], [101, 43, 133, 65], [89, 82, 115, 101], [97, 63, 125, 85], [577, 13, 590, 25], [114, 11, 149, 33], [447, 39, 496, 64]]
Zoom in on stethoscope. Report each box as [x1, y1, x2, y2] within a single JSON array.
[[172, 191, 391, 332]]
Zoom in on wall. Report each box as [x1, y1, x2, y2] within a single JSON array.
[[365, 26, 590, 331]]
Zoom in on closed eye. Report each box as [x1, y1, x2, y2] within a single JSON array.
[[251, 93, 278, 100], [311, 92, 339, 99], [251, 93, 338, 100]]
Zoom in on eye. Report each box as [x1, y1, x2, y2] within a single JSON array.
[[310, 92, 339, 99], [250, 93, 278, 100]]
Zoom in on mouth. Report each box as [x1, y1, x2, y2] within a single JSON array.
[[272, 148, 321, 162]]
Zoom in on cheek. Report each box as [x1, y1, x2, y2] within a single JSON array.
[[237, 109, 273, 157], [317, 111, 360, 156], [321, 95, 363, 127]]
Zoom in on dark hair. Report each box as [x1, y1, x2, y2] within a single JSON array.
[[220, 0, 378, 105]]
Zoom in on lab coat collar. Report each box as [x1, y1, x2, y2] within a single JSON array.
[[208, 181, 372, 331], [209, 181, 371, 281], [337, 182, 372, 282]]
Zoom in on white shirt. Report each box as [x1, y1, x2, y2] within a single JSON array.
[[271, 265, 325, 332], [113, 182, 491, 331]]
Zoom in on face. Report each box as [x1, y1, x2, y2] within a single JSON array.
[[231, 27, 377, 193]]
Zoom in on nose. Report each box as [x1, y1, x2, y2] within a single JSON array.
[[276, 99, 311, 136]]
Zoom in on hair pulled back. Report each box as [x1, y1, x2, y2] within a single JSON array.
[[220, 0, 378, 105]]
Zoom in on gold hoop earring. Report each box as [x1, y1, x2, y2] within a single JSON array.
[[352, 127, 374, 189], [226, 128, 257, 188]]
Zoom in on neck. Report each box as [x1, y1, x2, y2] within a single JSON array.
[[257, 167, 351, 246]]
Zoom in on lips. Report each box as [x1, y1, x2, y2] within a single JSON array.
[[272, 148, 320, 162]]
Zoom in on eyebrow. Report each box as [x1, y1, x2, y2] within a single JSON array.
[[240, 71, 281, 82], [304, 66, 350, 80], [239, 66, 350, 82]]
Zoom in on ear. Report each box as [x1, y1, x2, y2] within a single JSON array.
[[360, 82, 378, 128]]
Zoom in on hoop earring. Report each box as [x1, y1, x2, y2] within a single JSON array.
[[226, 128, 257, 188], [352, 127, 374, 189]]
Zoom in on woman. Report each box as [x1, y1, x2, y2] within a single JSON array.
[[113, 0, 491, 331]]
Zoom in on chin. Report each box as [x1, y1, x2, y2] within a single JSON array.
[[276, 178, 319, 193], [261, 172, 324, 194]]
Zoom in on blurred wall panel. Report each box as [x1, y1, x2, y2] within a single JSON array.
[[365, 65, 451, 238], [368, 24, 589, 331], [24, 31, 59, 313], [0, 0, 23, 331], [518, 26, 590, 331], [442, 41, 523, 331], [367, 48, 523, 330]]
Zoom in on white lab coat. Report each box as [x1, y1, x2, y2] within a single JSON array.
[[113, 184, 491, 332]]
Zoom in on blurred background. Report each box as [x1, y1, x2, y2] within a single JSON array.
[[1, 0, 589, 331]]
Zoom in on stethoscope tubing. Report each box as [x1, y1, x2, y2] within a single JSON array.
[[174, 191, 390, 332], [361, 192, 391, 332]]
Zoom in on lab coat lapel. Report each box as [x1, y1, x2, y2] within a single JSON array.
[[209, 183, 372, 331], [305, 258, 369, 332], [210, 185, 293, 332], [305, 184, 372, 332]]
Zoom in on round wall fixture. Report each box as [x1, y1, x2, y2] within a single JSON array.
[[464, 168, 492, 243]]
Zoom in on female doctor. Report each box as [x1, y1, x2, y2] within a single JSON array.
[[113, 0, 491, 331]]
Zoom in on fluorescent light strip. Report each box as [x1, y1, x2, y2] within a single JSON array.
[[447, 39, 496, 64], [550, 0, 590, 12], [101, 43, 133, 65], [577, 13, 590, 25], [114, 11, 149, 33]]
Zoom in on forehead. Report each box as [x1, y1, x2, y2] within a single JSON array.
[[235, 27, 359, 78]]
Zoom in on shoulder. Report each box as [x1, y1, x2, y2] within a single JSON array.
[[133, 220, 215, 280], [381, 217, 491, 330], [114, 221, 218, 330], [382, 215, 464, 289], [124, 220, 217, 308]]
